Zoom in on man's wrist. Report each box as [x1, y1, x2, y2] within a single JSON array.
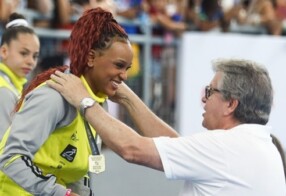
[[79, 97, 95, 118]]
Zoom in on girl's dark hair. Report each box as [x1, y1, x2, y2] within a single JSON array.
[[1, 13, 35, 46], [15, 8, 129, 111]]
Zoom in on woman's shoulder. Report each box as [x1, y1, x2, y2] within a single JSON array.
[[24, 83, 77, 124], [27, 82, 64, 101], [24, 82, 75, 113]]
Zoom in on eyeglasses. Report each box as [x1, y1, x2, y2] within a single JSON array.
[[205, 85, 221, 99]]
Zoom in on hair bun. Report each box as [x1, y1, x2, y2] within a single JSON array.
[[6, 18, 29, 29], [6, 12, 29, 29]]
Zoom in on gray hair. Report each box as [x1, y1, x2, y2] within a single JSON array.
[[212, 58, 273, 125]]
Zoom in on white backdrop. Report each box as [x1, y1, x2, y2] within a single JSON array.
[[176, 32, 286, 147]]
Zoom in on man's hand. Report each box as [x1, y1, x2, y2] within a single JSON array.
[[47, 71, 89, 109], [109, 82, 127, 103], [109, 82, 134, 107]]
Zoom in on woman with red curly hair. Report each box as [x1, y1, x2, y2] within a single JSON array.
[[0, 8, 133, 196]]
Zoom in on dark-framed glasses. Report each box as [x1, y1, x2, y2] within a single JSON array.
[[205, 85, 221, 99]]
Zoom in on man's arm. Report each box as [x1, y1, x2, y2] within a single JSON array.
[[50, 71, 179, 138], [47, 72, 164, 171], [85, 101, 164, 170], [110, 82, 179, 138]]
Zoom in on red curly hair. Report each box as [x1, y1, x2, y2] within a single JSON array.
[[15, 8, 128, 111]]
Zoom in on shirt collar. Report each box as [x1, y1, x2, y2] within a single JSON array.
[[80, 75, 107, 104], [232, 123, 272, 138], [0, 62, 27, 93]]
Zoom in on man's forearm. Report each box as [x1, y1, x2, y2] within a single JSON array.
[[119, 87, 179, 138], [84, 102, 164, 171]]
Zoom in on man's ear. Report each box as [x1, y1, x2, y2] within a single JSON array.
[[87, 49, 97, 67], [225, 99, 239, 115], [224, 99, 239, 115]]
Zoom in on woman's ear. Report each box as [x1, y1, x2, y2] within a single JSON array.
[[87, 49, 97, 67], [0, 44, 8, 60]]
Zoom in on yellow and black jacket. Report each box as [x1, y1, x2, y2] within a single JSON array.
[[0, 76, 107, 195], [0, 62, 26, 140]]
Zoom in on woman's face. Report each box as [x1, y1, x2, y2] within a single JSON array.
[[84, 40, 133, 97], [0, 33, 40, 78]]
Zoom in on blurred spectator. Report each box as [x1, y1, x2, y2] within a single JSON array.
[[51, 0, 74, 29], [50, 0, 117, 29], [236, 0, 282, 35], [25, 0, 54, 27], [114, 0, 145, 34], [27, 0, 54, 16], [74, 0, 117, 16], [114, 0, 143, 19], [185, 0, 220, 31], [144, 0, 187, 34], [0, 0, 20, 28], [174, 0, 188, 19], [272, 0, 286, 27], [185, 0, 237, 32]]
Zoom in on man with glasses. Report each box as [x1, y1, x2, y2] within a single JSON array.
[[48, 58, 286, 195]]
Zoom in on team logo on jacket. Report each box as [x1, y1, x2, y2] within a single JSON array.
[[60, 144, 77, 162]]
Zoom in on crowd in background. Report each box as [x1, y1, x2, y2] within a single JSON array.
[[1, 0, 286, 36]]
